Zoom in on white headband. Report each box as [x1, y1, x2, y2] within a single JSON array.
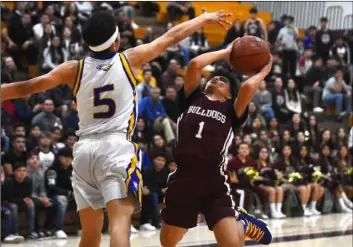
[[89, 27, 119, 52]]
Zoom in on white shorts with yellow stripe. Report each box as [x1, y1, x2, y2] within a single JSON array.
[[72, 132, 142, 211]]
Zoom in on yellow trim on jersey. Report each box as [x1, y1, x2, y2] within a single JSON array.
[[136, 167, 143, 205], [119, 54, 137, 87], [119, 53, 137, 140], [73, 59, 84, 96], [127, 95, 137, 140], [125, 143, 142, 204]]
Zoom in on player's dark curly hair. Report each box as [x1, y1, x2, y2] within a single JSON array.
[[82, 10, 117, 53]]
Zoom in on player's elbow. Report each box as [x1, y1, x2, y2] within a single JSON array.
[[240, 80, 257, 95], [188, 58, 203, 70]]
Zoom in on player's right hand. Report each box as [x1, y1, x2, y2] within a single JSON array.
[[260, 55, 273, 76], [202, 8, 233, 30]]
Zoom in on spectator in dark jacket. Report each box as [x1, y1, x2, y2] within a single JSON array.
[[330, 36, 351, 67], [162, 86, 180, 124], [159, 59, 180, 93], [1, 56, 18, 84], [62, 102, 79, 133], [140, 151, 169, 230], [7, 12, 38, 65], [1, 135, 27, 176], [63, 130, 78, 150], [14, 95, 42, 127], [316, 17, 333, 63], [1, 163, 36, 239], [271, 77, 289, 123], [222, 19, 244, 47], [166, 2, 195, 24], [1, 166, 25, 243], [307, 115, 320, 153], [45, 148, 73, 238], [287, 114, 307, 139], [304, 56, 326, 113], [26, 125, 41, 153], [132, 117, 152, 146]]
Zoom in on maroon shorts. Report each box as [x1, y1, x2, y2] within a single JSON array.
[[161, 169, 239, 230]]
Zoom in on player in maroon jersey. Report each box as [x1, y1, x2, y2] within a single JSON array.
[[160, 40, 273, 247]]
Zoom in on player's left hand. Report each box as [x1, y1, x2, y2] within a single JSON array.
[[202, 8, 233, 30], [225, 37, 240, 65]]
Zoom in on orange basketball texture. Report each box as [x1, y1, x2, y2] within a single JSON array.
[[230, 36, 270, 76]]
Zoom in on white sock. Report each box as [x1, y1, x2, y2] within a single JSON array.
[[276, 203, 282, 213], [311, 201, 317, 210], [342, 193, 353, 206], [339, 198, 348, 209], [270, 203, 277, 215], [302, 204, 307, 211]]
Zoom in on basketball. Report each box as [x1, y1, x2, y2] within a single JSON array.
[[230, 36, 270, 76]]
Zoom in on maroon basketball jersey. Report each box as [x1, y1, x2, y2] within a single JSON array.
[[174, 87, 248, 173]]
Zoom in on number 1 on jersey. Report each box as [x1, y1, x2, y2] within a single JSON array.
[[195, 121, 205, 139]]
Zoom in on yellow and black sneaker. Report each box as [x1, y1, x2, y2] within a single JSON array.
[[237, 207, 272, 245]]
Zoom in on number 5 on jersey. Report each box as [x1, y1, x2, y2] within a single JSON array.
[[93, 84, 116, 119]]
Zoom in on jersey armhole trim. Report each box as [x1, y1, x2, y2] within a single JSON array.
[[119, 53, 138, 141], [119, 53, 138, 88], [73, 59, 85, 96]]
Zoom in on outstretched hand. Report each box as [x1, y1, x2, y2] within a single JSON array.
[[202, 8, 233, 30]]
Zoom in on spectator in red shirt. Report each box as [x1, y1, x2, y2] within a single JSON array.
[[227, 142, 257, 210], [298, 48, 313, 76]]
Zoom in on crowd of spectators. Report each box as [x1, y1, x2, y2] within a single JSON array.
[[1, 1, 352, 244]]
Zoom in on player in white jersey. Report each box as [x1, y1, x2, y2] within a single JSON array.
[[1, 9, 232, 247]]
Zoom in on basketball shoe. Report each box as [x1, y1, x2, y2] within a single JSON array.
[[237, 207, 272, 245]]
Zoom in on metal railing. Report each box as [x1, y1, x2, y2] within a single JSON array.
[[252, 2, 350, 30]]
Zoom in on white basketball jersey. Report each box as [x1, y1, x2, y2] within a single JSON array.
[[73, 53, 137, 139]]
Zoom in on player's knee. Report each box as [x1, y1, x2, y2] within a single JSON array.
[[160, 234, 180, 247], [268, 187, 276, 195], [160, 225, 184, 247], [217, 237, 241, 247]]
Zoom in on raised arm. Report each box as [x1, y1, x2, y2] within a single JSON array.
[[184, 48, 230, 97], [124, 9, 232, 69], [1, 61, 78, 101], [234, 56, 272, 118]]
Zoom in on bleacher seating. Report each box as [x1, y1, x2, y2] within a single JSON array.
[[155, 1, 272, 47]]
